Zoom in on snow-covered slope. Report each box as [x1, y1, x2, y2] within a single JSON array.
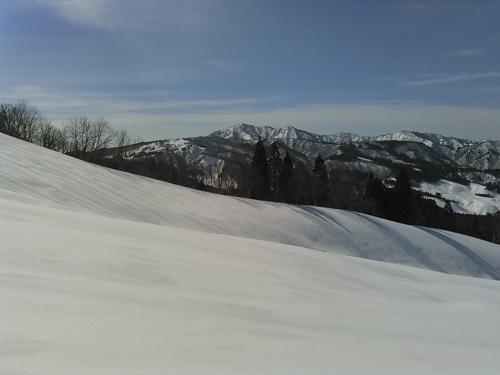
[[419, 179, 500, 215], [2, 133, 500, 374], [372, 130, 474, 149], [1, 133, 499, 279]]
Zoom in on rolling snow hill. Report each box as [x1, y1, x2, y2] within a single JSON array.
[[2, 133, 499, 279], [1, 133, 500, 374]]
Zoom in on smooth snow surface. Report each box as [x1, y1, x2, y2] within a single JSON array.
[[1, 135, 499, 280], [1, 134, 500, 374]]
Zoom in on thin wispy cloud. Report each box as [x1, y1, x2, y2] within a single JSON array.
[[374, 72, 500, 87], [358, 100, 421, 105], [403, 72, 500, 86], [0, 84, 279, 121], [372, 74, 447, 82], [25, 0, 221, 36], [29, 0, 111, 30], [2, 85, 499, 140]]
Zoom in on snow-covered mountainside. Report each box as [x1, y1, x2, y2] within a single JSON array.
[[2, 133, 500, 374], [418, 180, 500, 215], [113, 123, 500, 184], [211, 124, 500, 170], [210, 123, 370, 143]]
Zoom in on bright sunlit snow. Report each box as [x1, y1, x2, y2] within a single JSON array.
[[420, 179, 500, 215], [1, 134, 500, 374]]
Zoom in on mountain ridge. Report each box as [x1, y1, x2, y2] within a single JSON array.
[[209, 123, 480, 147], [116, 123, 500, 181]]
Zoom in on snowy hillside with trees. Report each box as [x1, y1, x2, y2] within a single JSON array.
[[1, 133, 500, 374], [1, 102, 498, 242]]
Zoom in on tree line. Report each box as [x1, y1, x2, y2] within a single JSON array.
[[0, 100, 201, 189], [0, 100, 131, 157]]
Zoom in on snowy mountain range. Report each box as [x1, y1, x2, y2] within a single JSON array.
[[108, 124, 500, 215], [118, 123, 500, 179], [2, 132, 500, 374]]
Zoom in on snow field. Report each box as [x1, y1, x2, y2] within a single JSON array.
[[3, 197, 500, 374], [1, 133, 500, 374]]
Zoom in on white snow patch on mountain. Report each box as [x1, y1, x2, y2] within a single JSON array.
[[419, 180, 500, 215]]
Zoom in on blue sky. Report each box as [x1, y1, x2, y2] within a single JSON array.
[[1, 0, 499, 140]]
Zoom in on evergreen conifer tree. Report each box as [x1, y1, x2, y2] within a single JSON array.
[[250, 137, 270, 200], [268, 141, 282, 202], [312, 153, 329, 206], [443, 199, 454, 216], [393, 167, 414, 224], [365, 172, 375, 197], [442, 199, 456, 231], [281, 151, 294, 203]]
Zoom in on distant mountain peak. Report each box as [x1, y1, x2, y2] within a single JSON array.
[[211, 124, 325, 143], [209, 123, 275, 142]]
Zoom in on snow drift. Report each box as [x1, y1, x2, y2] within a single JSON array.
[[1, 133, 500, 374]]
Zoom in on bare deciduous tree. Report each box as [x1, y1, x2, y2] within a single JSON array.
[[62, 116, 116, 160], [0, 100, 48, 142], [0, 103, 16, 136], [115, 128, 131, 148], [90, 117, 117, 162], [63, 116, 91, 157], [206, 159, 237, 192], [35, 121, 65, 151], [92, 117, 116, 151]]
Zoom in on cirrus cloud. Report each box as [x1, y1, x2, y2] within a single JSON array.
[[403, 72, 500, 86]]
